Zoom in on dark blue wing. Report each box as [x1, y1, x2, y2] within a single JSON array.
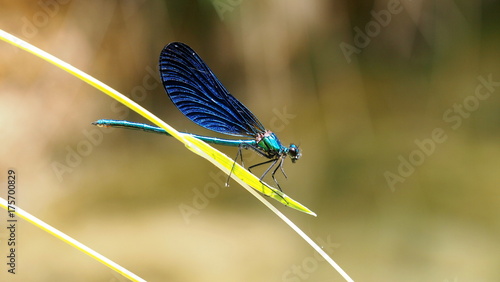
[[159, 42, 266, 137]]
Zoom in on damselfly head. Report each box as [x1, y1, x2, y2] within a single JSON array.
[[288, 144, 301, 163]]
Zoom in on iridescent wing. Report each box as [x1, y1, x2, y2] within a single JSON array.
[[159, 42, 266, 137]]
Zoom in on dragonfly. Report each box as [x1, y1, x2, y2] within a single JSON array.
[[93, 42, 301, 191]]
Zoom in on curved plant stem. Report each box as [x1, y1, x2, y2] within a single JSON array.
[[0, 29, 353, 281], [0, 197, 146, 282]]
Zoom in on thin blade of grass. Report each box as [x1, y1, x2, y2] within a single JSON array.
[[0, 29, 354, 281], [0, 197, 146, 282]]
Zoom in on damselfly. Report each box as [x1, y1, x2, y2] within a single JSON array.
[[94, 42, 301, 190]]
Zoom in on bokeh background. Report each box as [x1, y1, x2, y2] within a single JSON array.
[[1, 1, 500, 281]]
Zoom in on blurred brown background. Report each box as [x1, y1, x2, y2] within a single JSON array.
[[1, 1, 499, 281]]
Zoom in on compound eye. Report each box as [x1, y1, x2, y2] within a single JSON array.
[[288, 144, 301, 163]]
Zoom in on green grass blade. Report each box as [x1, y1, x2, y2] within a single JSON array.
[[0, 197, 146, 282], [0, 29, 356, 281], [183, 135, 316, 215], [0, 29, 315, 215]]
